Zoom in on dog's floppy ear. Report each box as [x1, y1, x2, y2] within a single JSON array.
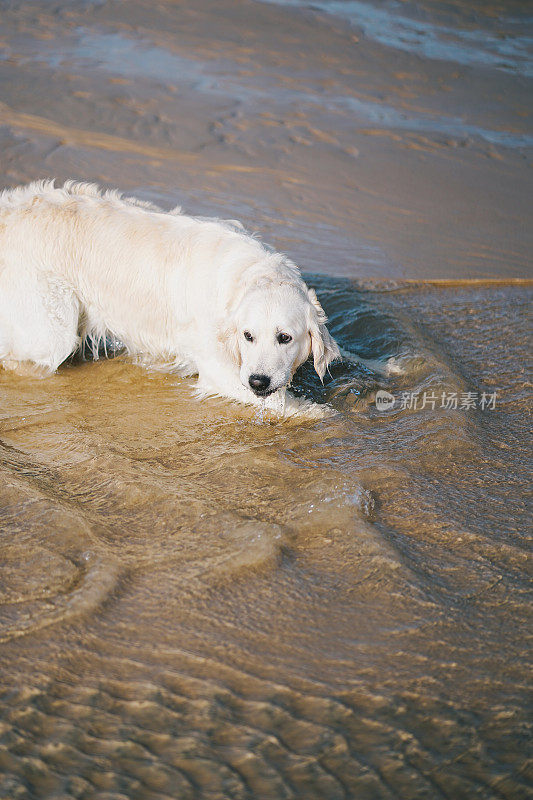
[[307, 288, 340, 381], [217, 318, 241, 367]]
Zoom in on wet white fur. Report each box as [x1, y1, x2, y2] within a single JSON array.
[[0, 181, 340, 415]]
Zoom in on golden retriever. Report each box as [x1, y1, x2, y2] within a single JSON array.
[[0, 181, 340, 416]]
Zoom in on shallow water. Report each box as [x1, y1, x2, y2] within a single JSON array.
[[260, 0, 533, 76], [0, 0, 532, 797], [1, 0, 532, 279], [1, 280, 531, 799]]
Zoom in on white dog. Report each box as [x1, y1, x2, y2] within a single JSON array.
[[0, 181, 340, 415]]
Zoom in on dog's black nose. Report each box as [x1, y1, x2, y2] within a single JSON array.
[[249, 374, 271, 393]]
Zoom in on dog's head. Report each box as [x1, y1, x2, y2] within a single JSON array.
[[219, 282, 339, 398]]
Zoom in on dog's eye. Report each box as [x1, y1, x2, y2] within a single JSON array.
[[243, 331, 254, 342], [277, 333, 292, 344]]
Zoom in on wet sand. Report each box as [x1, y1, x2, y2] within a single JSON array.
[[1, 0, 532, 278], [0, 1, 532, 798]]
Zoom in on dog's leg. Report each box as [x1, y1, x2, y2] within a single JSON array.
[[0, 269, 80, 375]]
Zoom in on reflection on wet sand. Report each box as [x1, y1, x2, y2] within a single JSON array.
[[0, 0, 531, 797]]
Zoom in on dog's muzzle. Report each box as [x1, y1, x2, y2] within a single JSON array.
[[248, 374, 274, 396]]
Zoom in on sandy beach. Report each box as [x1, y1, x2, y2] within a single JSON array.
[[0, 0, 531, 279], [0, 1, 531, 798]]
